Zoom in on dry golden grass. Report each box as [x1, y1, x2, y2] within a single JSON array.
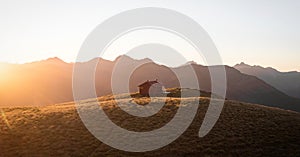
[[0, 93, 300, 157]]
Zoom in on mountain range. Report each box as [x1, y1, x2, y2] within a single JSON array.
[[234, 62, 300, 99], [0, 56, 299, 112]]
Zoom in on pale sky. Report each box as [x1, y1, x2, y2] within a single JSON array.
[[0, 0, 299, 71]]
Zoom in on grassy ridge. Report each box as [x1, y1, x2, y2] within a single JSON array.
[[0, 94, 300, 156]]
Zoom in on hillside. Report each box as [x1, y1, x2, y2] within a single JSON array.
[[234, 62, 300, 99], [0, 56, 299, 112], [0, 93, 300, 156]]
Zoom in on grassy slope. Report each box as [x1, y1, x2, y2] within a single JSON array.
[[0, 94, 300, 157]]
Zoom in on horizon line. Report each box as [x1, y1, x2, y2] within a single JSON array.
[[0, 55, 299, 73]]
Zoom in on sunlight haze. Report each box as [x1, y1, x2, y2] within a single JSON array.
[[0, 0, 299, 71]]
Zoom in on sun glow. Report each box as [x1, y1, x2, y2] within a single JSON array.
[[0, 64, 8, 82], [0, 63, 14, 80], [0, 63, 9, 72]]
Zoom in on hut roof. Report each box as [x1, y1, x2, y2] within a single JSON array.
[[138, 80, 159, 87]]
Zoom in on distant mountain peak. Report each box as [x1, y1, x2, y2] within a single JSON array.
[[114, 55, 133, 61], [235, 62, 250, 67], [186, 61, 198, 65], [114, 55, 153, 63], [179, 61, 199, 67], [234, 62, 280, 73], [46, 57, 64, 63]]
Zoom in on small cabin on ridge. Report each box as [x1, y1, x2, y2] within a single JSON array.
[[138, 79, 163, 97]]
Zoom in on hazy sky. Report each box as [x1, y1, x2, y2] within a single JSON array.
[[0, 0, 299, 71]]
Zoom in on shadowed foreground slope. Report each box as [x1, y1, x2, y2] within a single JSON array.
[[0, 95, 299, 157]]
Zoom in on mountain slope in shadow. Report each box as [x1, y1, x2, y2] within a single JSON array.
[[234, 62, 300, 99]]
